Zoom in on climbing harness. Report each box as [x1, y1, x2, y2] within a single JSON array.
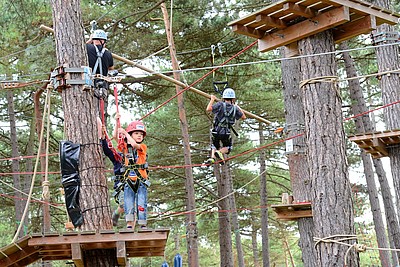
[[211, 43, 229, 96], [214, 102, 239, 136], [121, 146, 150, 193]]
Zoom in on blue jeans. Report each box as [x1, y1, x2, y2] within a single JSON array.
[[124, 182, 147, 225]]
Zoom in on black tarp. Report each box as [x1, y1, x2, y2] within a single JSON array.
[[59, 140, 83, 227]]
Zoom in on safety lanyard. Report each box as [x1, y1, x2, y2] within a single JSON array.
[[211, 43, 228, 96]]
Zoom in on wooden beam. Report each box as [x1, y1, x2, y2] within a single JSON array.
[[116, 241, 127, 266], [40, 25, 272, 125], [258, 6, 350, 52], [320, 0, 399, 25], [29, 231, 169, 246], [71, 243, 84, 267], [333, 15, 376, 43], [275, 209, 313, 220], [231, 24, 264, 38], [255, 14, 287, 29], [6, 252, 41, 266], [282, 2, 316, 18], [284, 42, 299, 57], [372, 138, 388, 157], [0, 245, 39, 266]]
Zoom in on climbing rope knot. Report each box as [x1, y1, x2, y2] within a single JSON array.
[[354, 243, 367, 252], [42, 180, 50, 200], [299, 75, 339, 88]]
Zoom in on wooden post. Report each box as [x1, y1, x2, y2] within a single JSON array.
[[160, 3, 200, 267]]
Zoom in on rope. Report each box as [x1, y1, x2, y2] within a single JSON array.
[[42, 87, 52, 201], [150, 168, 267, 222], [156, 41, 400, 75], [299, 76, 338, 88], [314, 235, 400, 266], [12, 87, 51, 242], [139, 39, 258, 121]]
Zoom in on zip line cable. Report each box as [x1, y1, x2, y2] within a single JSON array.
[[3, 39, 399, 84], [156, 41, 400, 75], [139, 39, 259, 121]]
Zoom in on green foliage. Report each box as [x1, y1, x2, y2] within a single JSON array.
[[0, 0, 388, 266]]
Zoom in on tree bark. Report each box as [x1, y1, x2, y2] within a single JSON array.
[[227, 167, 245, 267], [299, 30, 359, 266], [341, 42, 393, 266], [372, 0, 400, 255], [161, 4, 199, 266], [50, 0, 113, 265], [251, 222, 260, 267], [258, 125, 270, 267], [280, 47, 316, 266], [215, 165, 234, 267], [7, 91, 26, 239]]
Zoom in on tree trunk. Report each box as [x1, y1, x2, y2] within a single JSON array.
[[215, 165, 233, 267], [258, 125, 270, 267], [227, 167, 245, 267], [372, 3, 400, 259], [50, 0, 113, 265], [7, 91, 26, 239], [160, 4, 199, 266], [280, 47, 316, 266], [251, 222, 260, 267], [299, 30, 358, 266], [340, 42, 393, 266]]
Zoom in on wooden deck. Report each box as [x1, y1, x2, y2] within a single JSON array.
[[0, 228, 169, 267], [228, 0, 400, 55], [348, 129, 400, 158], [271, 202, 312, 221]]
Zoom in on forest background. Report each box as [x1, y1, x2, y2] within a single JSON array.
[[0, 0, 398, 266]]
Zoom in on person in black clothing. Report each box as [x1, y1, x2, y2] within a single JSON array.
[[86, 29, 114, 76], [205, 88, 246, 165]]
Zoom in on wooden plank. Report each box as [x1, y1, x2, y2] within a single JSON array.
[[71, 243, 84, 267], [227, 0, 291, 26], [256, 14, 287, 29], [333, 15, 376, 43], [282, 2, 316, 18], [349, 130, 400, 141], [231, 24, 264, 38], [0, 245, 39, 266], [320, 0, 400, 24], [29, 231, 169, 246], [275, 209, 313, 220], [116, 241, 127, 266], [7, 252, 42, 267], [258, 6, 350, 52]]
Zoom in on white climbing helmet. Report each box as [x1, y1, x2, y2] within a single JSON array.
[[222, 88, 236, 99], [92, 29, 107, 41]]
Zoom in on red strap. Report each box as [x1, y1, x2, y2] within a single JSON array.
[[113, 83, 125, 152], [100, 94, 122, 162]]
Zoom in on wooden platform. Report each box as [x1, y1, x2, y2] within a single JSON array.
[[348, 129, 400, 158], [0, 228, 169, 267], [228, 0, 400, 55], [271, 202, 312, 221]]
